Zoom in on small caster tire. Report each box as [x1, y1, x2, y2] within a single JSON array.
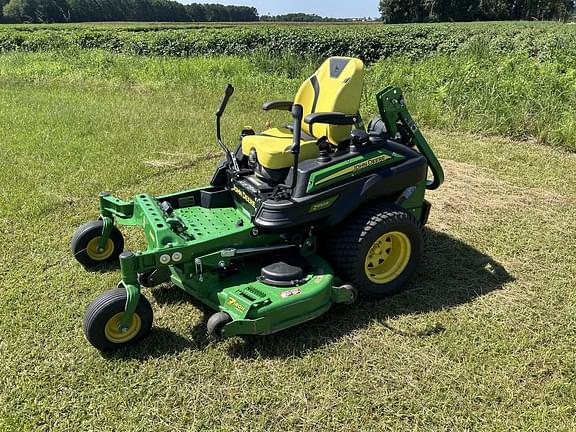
[[71, 220, 124, 269], [83, 287, 153, 351], [207, 312, 232, 338], [341, 284, 358, 304]]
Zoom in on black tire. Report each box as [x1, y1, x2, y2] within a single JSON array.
[[83, 287, 153, 351], [341, 284, 358, 304], [207, 312, 232, 338], [327, 204, 423, 299], [71, 220, 124, 269]]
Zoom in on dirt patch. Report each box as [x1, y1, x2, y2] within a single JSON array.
[[144, 151, 221, 171]]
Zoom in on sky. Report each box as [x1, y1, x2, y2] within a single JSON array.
[[181, 0, 380, 19]]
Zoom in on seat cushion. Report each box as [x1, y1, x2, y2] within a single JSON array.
[[242, 127, 319, 170], [259, 127, 316, 141], [259, 127, 294, 139]]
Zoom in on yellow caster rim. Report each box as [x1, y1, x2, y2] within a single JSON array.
[[86, 237, 114, 261], [104, 312, 142, 344], [364, 231, 411, 284]]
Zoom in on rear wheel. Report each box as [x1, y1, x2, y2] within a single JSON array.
[[71, 220, 124, 269], [83, 287, 153, 351], [327, 204, 423, 299]]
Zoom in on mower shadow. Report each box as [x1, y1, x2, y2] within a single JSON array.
[[102, 327, 195, 360], [104, 229, 514, 360], [226, 229, 515, 360], [88, 262, 120, 274]]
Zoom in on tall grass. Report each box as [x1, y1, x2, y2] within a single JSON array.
[[1, 48, 574, 151], [367, 49, 576, 149]]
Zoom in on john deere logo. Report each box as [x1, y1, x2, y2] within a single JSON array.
[[353, 154, 391, 172], [231, 186, 256, 208], [315, 154, 392, 187]]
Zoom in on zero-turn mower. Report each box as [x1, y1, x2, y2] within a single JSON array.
[[71, 57, 444, 351]]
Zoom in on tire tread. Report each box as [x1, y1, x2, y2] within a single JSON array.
[[326, 203, 424, 298]]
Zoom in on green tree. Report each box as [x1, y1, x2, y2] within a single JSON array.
[[34, 0, 70, 22], [3, 0, 37, 22], [380, 0, 408, 23], [203, 3, 228, 21], [186, 3, 206, 21], [0, 0, 7, 20], [380, 0, 575, 22], [262, 13, 325, 22]]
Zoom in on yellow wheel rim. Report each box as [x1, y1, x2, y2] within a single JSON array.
[[104, 312, 141, 344], [86, 237, 114, 261], [364, 231, 412, 284]]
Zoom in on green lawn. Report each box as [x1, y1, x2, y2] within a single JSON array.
[[0, 52, 575, 431]]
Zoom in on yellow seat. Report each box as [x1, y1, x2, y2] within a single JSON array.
[[258, 127, 296, 140], [242, 57, 365, 171], [243, 127, 319, 170]]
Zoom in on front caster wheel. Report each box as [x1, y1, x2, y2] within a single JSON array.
[[340, 284, 358, 304], [207, 312, 232, 338], [83, 287, 153, 351], [71, 220, 124, 269]]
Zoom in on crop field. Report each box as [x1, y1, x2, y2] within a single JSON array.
[[1, 21, 576, 67], [0, 22, 575, 431]]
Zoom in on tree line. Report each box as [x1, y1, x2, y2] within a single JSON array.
[[379, 0, 575, 23], [260, 13, 370, 22], [0, 0, 259, 23], [2, 0, 574, 24]]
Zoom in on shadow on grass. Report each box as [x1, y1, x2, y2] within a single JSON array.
[[84, 262, 120, 274], [104, 229, 514, 360], [102, 327, 193, 360], [227, 229, 514, 360]]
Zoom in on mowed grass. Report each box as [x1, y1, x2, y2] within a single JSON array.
[[0, 52, 575, 431]]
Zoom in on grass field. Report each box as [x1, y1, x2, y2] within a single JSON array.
[[0, 47, 575, 430], [2, 23, 576, 152]]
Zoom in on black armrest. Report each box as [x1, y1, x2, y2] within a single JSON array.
[[304, 112, 358, 126], [262, 100, 293, 111]]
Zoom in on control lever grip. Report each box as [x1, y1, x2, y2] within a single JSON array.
[[216, 84, 235, 117]]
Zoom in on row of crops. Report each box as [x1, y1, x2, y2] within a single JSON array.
[[1, 22, 575, 62]]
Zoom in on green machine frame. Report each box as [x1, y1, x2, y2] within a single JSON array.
[[78, 85, 444, 342]]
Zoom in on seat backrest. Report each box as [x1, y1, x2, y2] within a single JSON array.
[[294, 57, 364, 144]]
